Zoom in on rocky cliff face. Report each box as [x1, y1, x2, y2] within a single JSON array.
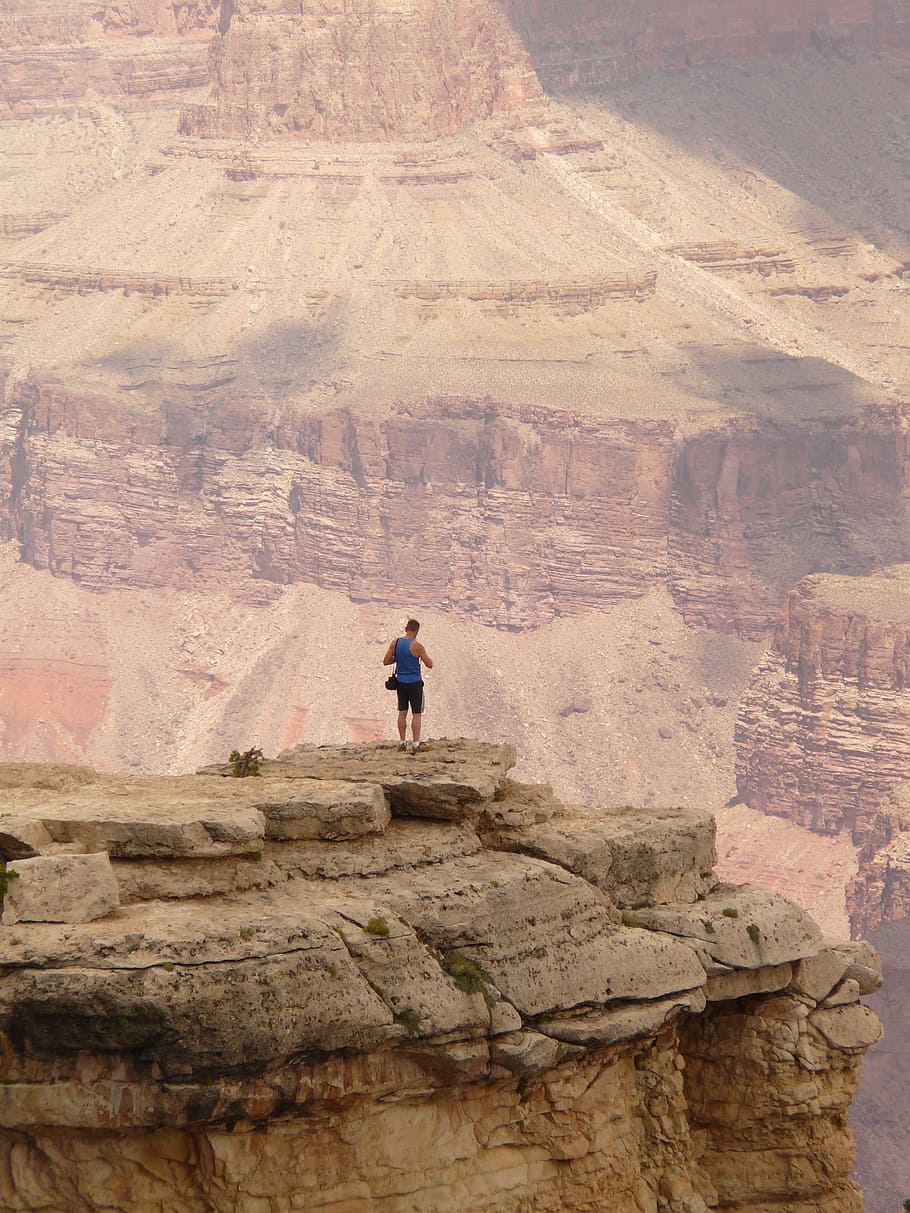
[[502, 0, 910, 90], [735, 567, 910, 836], [0, 0, 217, 117], [0, 742, 882, 1212], [2, 376, 908, 636], [734, 565, 910, 939], [185, 0, 543, 141]]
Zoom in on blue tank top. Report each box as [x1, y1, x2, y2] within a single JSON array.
[[395, 637, 422, 683]]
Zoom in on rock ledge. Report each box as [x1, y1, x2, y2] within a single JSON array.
[[0, 740, 881, 1213]]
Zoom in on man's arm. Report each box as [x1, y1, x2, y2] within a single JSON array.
[[383, 640, 397, 667], [414, 642, 433, 670]]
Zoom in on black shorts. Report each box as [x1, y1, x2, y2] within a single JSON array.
[[396, 680, 424, 713]]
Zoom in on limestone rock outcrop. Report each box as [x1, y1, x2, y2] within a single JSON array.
[[0, 740, 881, 1212]]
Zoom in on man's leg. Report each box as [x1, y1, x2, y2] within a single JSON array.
[[397, 710, 408, 743], [412, 713, 421, 744]]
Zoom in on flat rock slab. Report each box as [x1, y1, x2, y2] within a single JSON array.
[[266, 740, 516, 822], [266, 821, 482, 881], [255, 779, 390, 841], [630, 885, 822, 970], [359, 851, 707, 1016], [488, 804, 716, 907], [3, 852, 119, 925], [0, 771, 394, 858]]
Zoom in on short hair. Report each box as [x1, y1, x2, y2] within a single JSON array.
[[406, 618, 420, 632]]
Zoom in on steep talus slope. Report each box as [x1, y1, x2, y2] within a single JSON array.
[[0, 742, 884, 1212]]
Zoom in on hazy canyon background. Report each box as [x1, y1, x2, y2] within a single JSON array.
[[0, 0, 909, 1207]]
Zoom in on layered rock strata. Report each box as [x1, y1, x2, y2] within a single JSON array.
[[735, 566, 910, 935], [0, 741, 882, 1212], [847, 782, 910, 936], [2, 378, 908, 636], [736, 566, 910, 835], [0, 0, 217, 117]]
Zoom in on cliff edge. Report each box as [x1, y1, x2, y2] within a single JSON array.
[[0, 740, 883, 1212]]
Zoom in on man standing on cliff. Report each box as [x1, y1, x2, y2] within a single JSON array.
[[383, 620, 434, 753]]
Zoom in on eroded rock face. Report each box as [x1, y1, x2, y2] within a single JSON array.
[[185, 0, 543, 141], [5, 380, 910, 636], [736, 566, 910, 834], [0, 741, 881, 1212], [0, 0, 218, 117]]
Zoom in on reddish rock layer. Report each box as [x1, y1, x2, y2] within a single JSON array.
[[502, 0, 910, 91], [184, 0, 543, 141], [0, 1, 218, 116], [2, 375, 910, 635], [735, 568, 910, 836]]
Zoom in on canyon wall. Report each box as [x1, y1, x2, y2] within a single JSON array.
[[2, 375, 908, 636], [0, 741, 883, 1212], [7, 0, 910, 126], [734, 566, 910, 938], [735, 567, 910, 836], [501, 0, 910, 91]]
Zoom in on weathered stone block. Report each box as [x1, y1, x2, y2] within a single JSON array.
[[811, 1002, 883, 1051], [2, 852, 119, 925], [0, 816, 52, 860], [790, 948, 851, 1004], [489, 803, 716, 906], [256, 780, 390, 841]]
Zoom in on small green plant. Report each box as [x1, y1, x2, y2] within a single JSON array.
[[443, 950, 492, 996], [229, 747, 264, 778], [0, 867, 20, 898], [365, 916, 391, 937], [332, 924, 349, 944], [161, 962, 176, 972], [326, 963, 339, 978], [722, 907, 739, 919], [746, 924, 761, 944], [239, 926, 255, 941], [701, 919, 716, 934], [393, 1008, 420, 1036]]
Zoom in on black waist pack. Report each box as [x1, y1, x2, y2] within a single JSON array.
[[385, 673, 399, 690]]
